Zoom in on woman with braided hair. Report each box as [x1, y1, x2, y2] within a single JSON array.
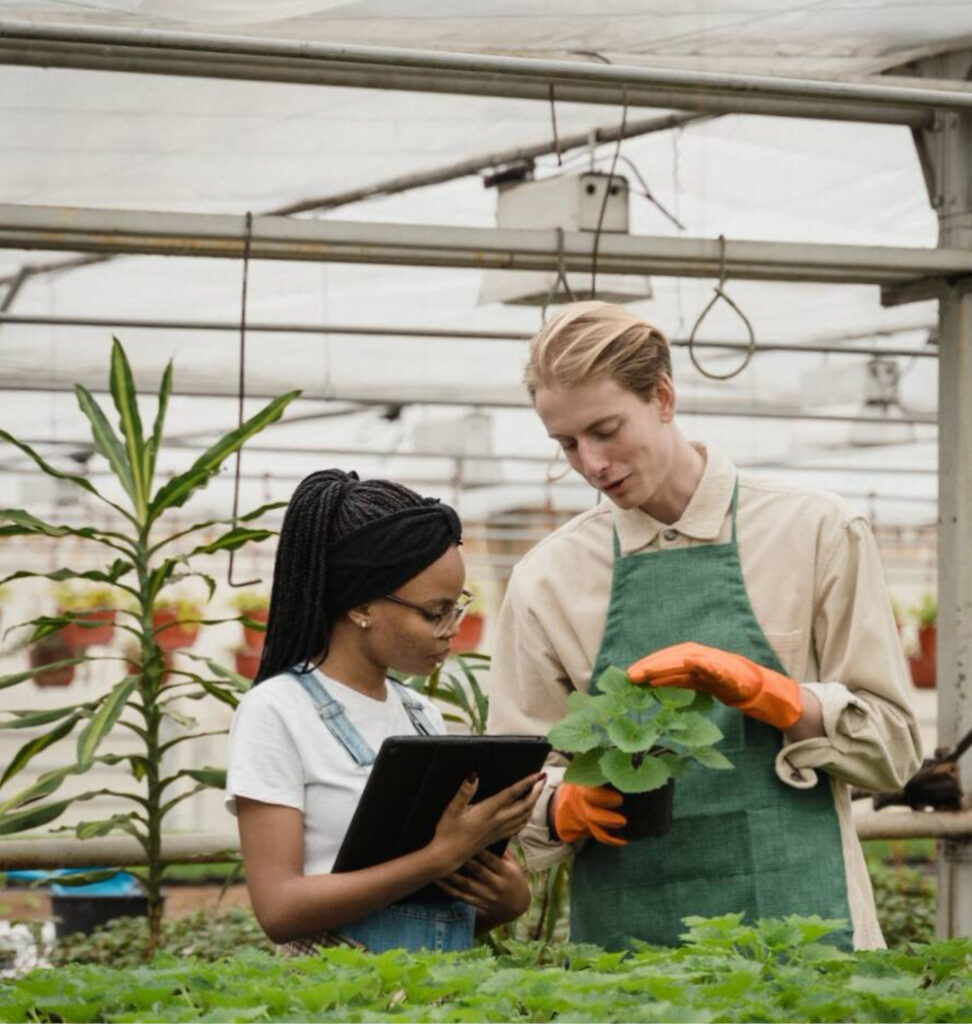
[[226, 470, 544, 953]]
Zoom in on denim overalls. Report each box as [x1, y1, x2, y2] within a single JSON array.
[[286, 668, 477, 954]]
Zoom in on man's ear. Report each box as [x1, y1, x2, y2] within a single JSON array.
[[654, 373, 676, 423]]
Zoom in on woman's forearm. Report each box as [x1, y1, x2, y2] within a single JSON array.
[[257, 843, 451, 942]]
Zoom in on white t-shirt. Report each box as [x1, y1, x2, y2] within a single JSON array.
[[225, 669, 445, 875]]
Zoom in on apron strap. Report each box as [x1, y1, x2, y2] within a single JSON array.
[[729, 478, 740, 544], [388, 679, 439, 736], [287, 668, 376, 766]]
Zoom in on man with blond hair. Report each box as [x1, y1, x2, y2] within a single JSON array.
[[488, 300, 921, 951]]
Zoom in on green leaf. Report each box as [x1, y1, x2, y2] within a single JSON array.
[[148, 500, 287, 555], [76, 676, 138, 767], [563, 749, 608, 787], [0, 560, 133, 589], [1, 705, 84, 730], [147, 358, 173, 487], [75, 383, 136, 504], [75, 812, 141, 840], [606, 716, 660, 754], [600, 750, 671, 793], [655, 686, 697, 708], [0, 765, 77, 816], [658, 750, 691, 779], [109, 338, 149, 517], [0, 713, 80, 787], [561, 749, 606, 786], [185, 767, 227, 789], [194, 678, 242, 709], [0, 797, 73, 835], [187, 527, 274, 557], [148, 390, 300, 521], [692, 746, 734, 770], [673, 712, 725, 748], [45, 868, 125, 887], [0, 508, 131, 553], [548, 711, 602, 753], [595, 666, 633, 697], [0, 430, 101, 498], [182, 653, 251, 692]]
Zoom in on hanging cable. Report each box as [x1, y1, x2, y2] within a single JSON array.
[[548, 84, 562, 167], [228, 211, 261, 588], [590, 86, 629, 300], [540, 227, 576, 323], [687, 234, 757, 381]]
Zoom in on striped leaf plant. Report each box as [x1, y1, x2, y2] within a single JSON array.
[[0, 338, 298, 954]]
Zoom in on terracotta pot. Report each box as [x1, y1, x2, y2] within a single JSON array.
[[611, 779, 675, 840], [241, 608, 268, 652], [30, 635, 76, 687], [234, 647, 262, 680], [61, 608, 116, 649], [152, 608, 200, 652], [451, 612, 485, 652], [918, 624, 936, 661], [909, 654, 936, 689]]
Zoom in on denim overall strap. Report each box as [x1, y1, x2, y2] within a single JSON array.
[[388, 680, 438, 736], [570, 481, 852, 951], [287, 669, 376, 767]]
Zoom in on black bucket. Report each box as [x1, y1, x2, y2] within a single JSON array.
[[51, 894, 154, 937]]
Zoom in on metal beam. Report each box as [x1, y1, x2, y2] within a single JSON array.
[[2, 204, 972, 286], [3, 810, 971, 868], [0, 313, 939, 360], [0, 21, 967, 127], [0, 379, 940, 425]]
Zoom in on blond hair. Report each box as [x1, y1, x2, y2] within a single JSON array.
[[524, 301, 672, 401]]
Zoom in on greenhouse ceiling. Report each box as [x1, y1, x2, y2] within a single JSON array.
[[0, 1, 966, 527]]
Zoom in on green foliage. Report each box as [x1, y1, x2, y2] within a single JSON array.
[[913, 591, 937, 628], [400, 653, 491, 736], [3, 915, 970, 1023], [51, 909, 273, 969], [548, 665, 733, 793], [0, 337, 299, 956], [869, 862, 937, 946]]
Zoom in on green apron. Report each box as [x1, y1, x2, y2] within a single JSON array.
[[570, 484, 852, 950]]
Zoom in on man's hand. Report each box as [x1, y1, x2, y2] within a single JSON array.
[[627, 641, 803, 731], [551, 783, 628, 846]]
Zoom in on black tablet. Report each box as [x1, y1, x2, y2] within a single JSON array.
[[332, 734, 550, 897]]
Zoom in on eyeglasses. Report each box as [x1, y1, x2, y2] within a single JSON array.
[[381, 589, 475, 639]]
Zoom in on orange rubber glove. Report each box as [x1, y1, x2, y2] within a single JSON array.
[[627, 641, 804, 731], [551, 783, 628, 846]]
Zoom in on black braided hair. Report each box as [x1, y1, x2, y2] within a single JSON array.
[[254, 469, 433, 683]]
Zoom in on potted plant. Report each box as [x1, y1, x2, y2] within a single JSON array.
[[0, 338, 296, 956], [908, 592, 937, 689], [152, 597, 203, 652], [233, 645, 262, 681], [55, 584, 118, 649], [229, 589, 270, 652], [451, 582, 486, 653], [547, 665, 733, 839], [28, 633, 77, 688]]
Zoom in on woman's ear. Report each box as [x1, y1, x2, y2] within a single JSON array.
[[347, 604, 373, 631]]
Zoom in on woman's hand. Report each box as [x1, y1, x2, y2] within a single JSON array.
[[436, 849, 531, 929], [430, 771, 545, 874]]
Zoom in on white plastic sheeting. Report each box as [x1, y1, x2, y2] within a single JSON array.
[[0, 1, 957, 527]]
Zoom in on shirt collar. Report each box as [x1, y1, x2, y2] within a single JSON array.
[[612, 443, 737, 555]]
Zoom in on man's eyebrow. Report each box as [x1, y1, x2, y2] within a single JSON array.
[[549, 414, 621, 439]]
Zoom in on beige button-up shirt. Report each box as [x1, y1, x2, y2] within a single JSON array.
[[487, 443, 922, 949]]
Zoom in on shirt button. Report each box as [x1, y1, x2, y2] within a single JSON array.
[[663, 529, 679, 542]]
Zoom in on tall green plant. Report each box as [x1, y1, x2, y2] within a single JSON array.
[[0, 338, 298, 955]]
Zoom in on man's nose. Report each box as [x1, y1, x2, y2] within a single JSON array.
[[577, 441, 608, 480]]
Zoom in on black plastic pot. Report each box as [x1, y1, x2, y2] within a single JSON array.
[[613, 779, 675, 840], [51, 894, 157, 937]]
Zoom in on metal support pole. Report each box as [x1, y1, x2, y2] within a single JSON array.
[[1, 204, 972, 285], [0, 21, 967, 126], [904, 49, 972, 940]]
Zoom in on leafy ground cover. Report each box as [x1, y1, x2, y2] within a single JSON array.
[[2, 915, 970, 1023]]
